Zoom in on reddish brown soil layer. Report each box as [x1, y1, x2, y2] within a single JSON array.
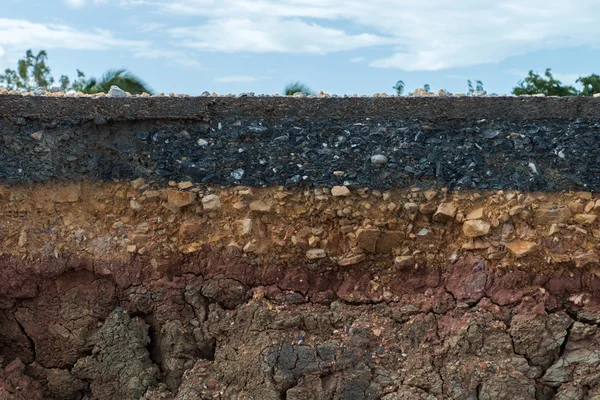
[[1, 182, 600, 399]]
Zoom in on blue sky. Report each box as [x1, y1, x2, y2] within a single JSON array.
[[2, 0, 600, 95]]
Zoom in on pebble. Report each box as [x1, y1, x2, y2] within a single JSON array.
[[462, 220, 490, 237], [394, 255, 415, 268], [371, 154, 388, 165], [306, 249, 327, 259], [167, 190, 196, 208], [433, 203, 457, 222], [202, 194, 221, 211], [197, 139, 209, 147], [249, 200, 271, 213], [331, 186, 351, 197], [231, 169, 245, 180], [506, 241, 538, 258], [574, 214, 597, 225]]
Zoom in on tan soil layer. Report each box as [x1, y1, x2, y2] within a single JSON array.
[[2, 181, 600, 399]]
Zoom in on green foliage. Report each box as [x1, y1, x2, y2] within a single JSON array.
[[284, 82, 313, 96], [423, 84, 431, 92], [468, 79, 484, 94], [0, 49, 153, 95], [576, 74, 600, 96], [82, 69, 153, 95], [512, 69, 577, 96], [393, 80, 405, 95]]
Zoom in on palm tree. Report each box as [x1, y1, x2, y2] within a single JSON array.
[[393, 80, 405, 95], [284, 82, 313, 96], [82, 69, 153, 95]]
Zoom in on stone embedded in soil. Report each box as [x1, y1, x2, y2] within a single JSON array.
[[535, 204, 572, 225], [201, 194, 221, 211], [249, 200, 271, 213], [356, 228, 379, 252], [331, 186, 350, 197], [338, 254, 366, 266], [433, 202, 457, 222], [506, 240, 539, 258], [574, 213, 597, 225], [394, 255, 415, 268], [462, 219, 491, 237], [167, 190, 196, 208], [572, 251, 600, 268], [306, 248, 326, 259], [465, 207, 484, 220]]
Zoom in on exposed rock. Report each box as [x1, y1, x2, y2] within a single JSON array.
[[465, 207, 484, 220], [107, 85, 126, 98], [306, 248, 326, 259], [506, 241, 538, 258], [331, 186, 351, 197], [338, 254, 366, 266], [534, 205, 572, 226], [202, 194, 221, 211], [376, 230, 404, 253], [356, 228, 380, 253], [167, 190, 196, 208], [394, 255, 415, 268], [249, 200, 271, 213], [572, 251, 600, 268], [433, 202, 457, 222], [574, 213, 597, 225], [371, 154, 388, 165], [419, 202, 438, 215], [462, 220, 491, 237]]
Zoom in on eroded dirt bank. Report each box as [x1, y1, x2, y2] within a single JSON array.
[[1, 182, 600, 399]]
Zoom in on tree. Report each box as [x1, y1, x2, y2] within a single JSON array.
[[0, 49, 153, 95], [393, 80, 405, 95], [284, 82, 313, 96], [512, 68, 577, 96], [423, 84, 431, 93], [576, 74, 600, 96], [81, 69, 153, 95], [468, 79, 484, 94]]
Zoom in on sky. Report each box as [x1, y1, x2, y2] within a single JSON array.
[[2, 0, 600, 95]]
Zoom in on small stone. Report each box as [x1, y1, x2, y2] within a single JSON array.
[[197, 139, 209, 147], [506, 241, 538, 258], [202, 194, 221, 211], [33, 87, 47, 96], [338, 254, 366, 266], [30, 132, 43, 140], [129, 200, 142, 211], [465, 208, 484, 220], [127, 245, 137, 253], [433, 203, 457, 222], [534, 205, 571, 226], [238, 219, 253, 236], [574, 214, 597, 225], [463, 220, 491, 237], [394, 255, 415, 268], [404, 202, 419, 220], [419, 202, 438, 215], [131, 178, 145, 189], [18, 230, 27, 247], [509, 205, 525, 216], [249, 200, 271, 213], [306, 249, 327, 260], [243, 240, 259, 253], [178, 181, 194, 190], [331, 186, 351, 197], [333, 171, 345, 176], [179, 221, 202, 238], [371, 154, 388, 165], [356, 229, 379, 253], [231, 168, 245, 180], [573, 251, 600, 268], [107, 85, 126, 97], [308, 236, 320, 248], [167, 190, 196, 208]]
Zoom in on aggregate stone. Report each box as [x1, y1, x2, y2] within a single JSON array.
[[1, 97, 600, 190]]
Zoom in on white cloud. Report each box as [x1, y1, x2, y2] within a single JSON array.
[[64, 0, 107, 8], [127, 0, 600, 71], [214, 75, 259, 83], [0, 18, 198, 67], [0, 18, 145, 51], [350, 57, 365, 63], [170, 18, 390, 54]]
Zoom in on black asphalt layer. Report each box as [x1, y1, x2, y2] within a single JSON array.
[[1, 96, 600, 190]]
